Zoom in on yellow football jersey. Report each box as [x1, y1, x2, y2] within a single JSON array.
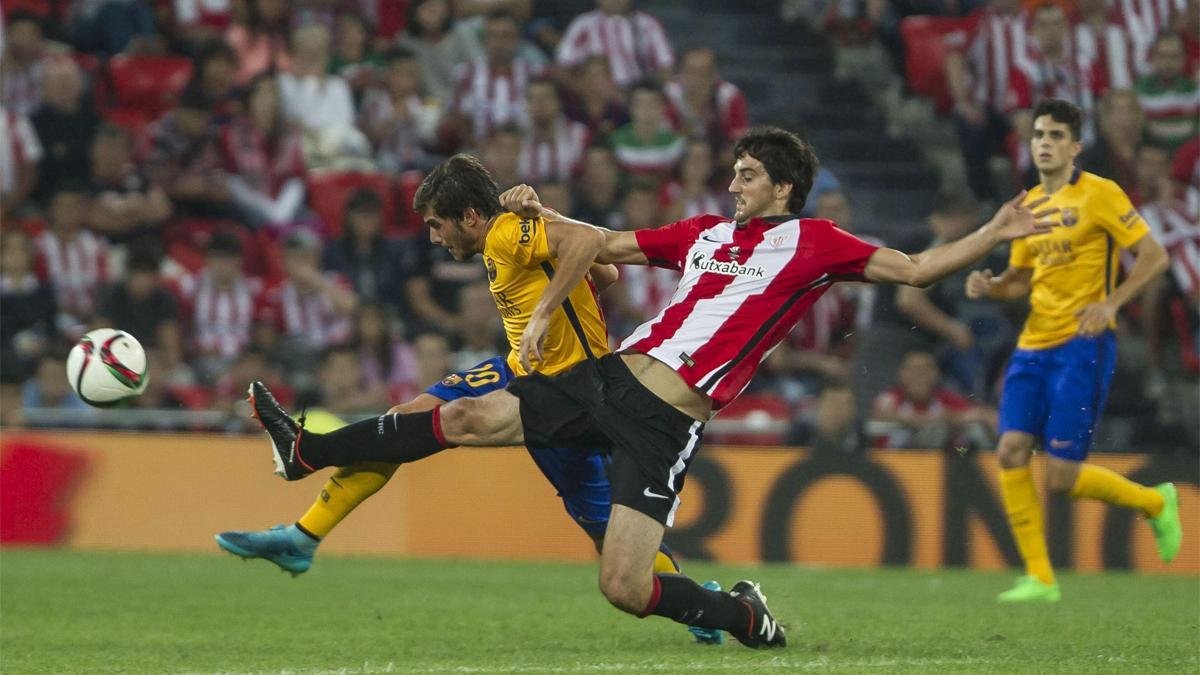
[[1009, 170, 1150, 350], [481, 212, 610, 376]]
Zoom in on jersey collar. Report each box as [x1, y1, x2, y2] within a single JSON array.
[[735, 214, 800, 231]]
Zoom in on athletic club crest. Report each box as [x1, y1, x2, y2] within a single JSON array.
[[729, 245, 742, 259], [1060, 207, 1078, 227]]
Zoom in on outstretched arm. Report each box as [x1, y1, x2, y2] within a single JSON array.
[[501, 184, 649, 264], [864, 191, 1057, 288]]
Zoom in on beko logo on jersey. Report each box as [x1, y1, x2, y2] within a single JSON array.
[[690, 252, 764, 277]]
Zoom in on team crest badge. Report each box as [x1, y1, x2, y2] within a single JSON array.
[[1060, 207, 1078, 227], [729, 246, 742, 259], [441, 374, 463, 386], [485, 256, 498, 283]]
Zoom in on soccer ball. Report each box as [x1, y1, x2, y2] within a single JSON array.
[[66, 328, 149, 407]]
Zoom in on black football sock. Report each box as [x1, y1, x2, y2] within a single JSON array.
[[640, 574, 752, 634], [298, 410, 448, 468]]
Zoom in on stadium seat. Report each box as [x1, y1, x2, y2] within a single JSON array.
[[306, 171, 396, 239], [704, 394, 793, 445], [393, 169, 427, 236], [106, 54, 193, 117], [900, 16, 969, 115]]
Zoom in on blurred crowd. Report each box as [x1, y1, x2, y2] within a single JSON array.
[[0, 0, 1196, 453]]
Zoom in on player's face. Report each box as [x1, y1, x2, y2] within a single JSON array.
[[728, 154, 787, 222], [425, 210, 482, 261], [1030, 116, 1081, 175]]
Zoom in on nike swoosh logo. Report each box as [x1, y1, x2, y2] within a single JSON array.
[[1049, 439, 1073, 449], [643, 487, 670, 500], [700, 235, 723, 243]]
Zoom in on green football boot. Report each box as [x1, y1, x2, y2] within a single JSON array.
[[1148, 482, 1182, 563], [996, 575, 1060, 603]]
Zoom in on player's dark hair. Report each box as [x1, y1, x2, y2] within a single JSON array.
[[95, 122, 132, 146], [733, 126, 819, 214], [413, 154, 503, 221], [1032, 98, 1084, 141]]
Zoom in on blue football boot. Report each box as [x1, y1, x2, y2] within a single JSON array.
[[215, 524, 318, 576]]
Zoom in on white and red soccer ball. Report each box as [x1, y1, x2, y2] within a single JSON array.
[[66, 328, 149, 407]]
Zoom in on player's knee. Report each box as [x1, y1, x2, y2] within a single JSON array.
[[597, 569, 650, 615], [996, 435, 1033, 469], [1046, 466, 1078, 494]]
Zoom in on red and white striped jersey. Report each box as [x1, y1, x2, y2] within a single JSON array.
[[946, 8, 1034, 112], [518, 118, 590, 183], [451, 57, 542, 142], [664, 79, 749, 144], [1116, 0, 1186, 75], [555, 10, 675, 88], [0, 106, 41, 195], [1074, 20, 1135, 91], [177, 270, 263, 358], [1141, 187, 1200, 298], [219, 115, 305, 197], [260, 275, 354, 349], [618, 214, 880, 409], [35, 229, 109, 319]]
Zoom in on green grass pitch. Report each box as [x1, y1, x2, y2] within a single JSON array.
[[1, 549, 1197, 674]]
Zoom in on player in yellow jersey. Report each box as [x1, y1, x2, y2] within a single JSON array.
[[217, 154, 724, 643], [966, 99, 1181, 603]]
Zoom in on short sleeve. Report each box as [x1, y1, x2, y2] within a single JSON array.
[[1093, 179, 1150, 249], [490, 215, 551, 268], [816, 221, 881, 280], [1009, 237, 1034, 268], [634, 216, 703, 271]]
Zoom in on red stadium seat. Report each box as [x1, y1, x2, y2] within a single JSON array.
[[106, 54, 193, 117], [393, 169, 427, 236], [900, 16, 970, 115], [704, 394, 793, 445], [306, 171, 396, 239]]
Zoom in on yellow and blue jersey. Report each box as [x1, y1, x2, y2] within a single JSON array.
[[1009, 169, 1150, 350], [481, 212, 611, 376]]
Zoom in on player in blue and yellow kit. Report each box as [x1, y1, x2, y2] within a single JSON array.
[[966, 99, 1182, 603], [218, 154, 723, 643]]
